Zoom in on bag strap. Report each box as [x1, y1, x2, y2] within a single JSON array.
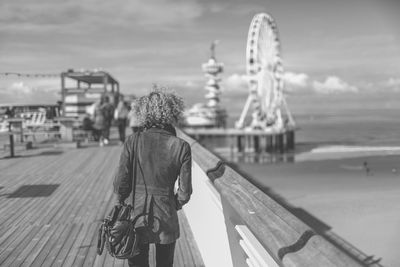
[[136, 145, 152, 225], [131, 132, 139, 209], [131, 132, 149, 216]]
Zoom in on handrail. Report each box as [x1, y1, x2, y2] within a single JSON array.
[[177, 128, 371, 267]]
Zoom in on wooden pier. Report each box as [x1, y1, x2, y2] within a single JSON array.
[[0, 143, 204, 267], [183, 127, 296, 154], [0, 127, 382, 267]]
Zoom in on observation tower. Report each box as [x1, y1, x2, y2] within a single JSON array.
[[184, 41, 227, 128]]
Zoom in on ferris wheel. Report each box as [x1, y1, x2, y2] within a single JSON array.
[[235, 13, 295, 131]]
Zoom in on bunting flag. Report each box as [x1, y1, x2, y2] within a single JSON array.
[[0, 72, 60, 78]]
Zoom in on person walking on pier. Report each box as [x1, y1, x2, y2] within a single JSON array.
[[101, 95, 114, 145], [113, 89, 192, 267], [93, 95, 114, 146], [92, 98, 106, 146], [114, 95, 130, 144]]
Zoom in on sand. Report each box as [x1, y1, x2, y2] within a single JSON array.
[[234, 152, 400, 267]]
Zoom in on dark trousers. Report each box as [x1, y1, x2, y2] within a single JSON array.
[[103, 125, 110, 140], [103, 128, 109, 140], [117, 118, 127, 142], [93, 128, 109, 142], [128, 242, 176, 267]]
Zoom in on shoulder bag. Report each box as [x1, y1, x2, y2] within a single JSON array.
[[97, 132, 148, 259]]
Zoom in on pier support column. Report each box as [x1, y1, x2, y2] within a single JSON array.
[[253, 136, 260, 153], [272, 135, 277, 152], [266, 135, 273, 152], [237, 136, 244, 152], [286, 131, 295, 150], [277, 134, 284, 153], [245, 135, 251, 153]]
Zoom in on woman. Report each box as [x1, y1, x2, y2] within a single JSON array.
[[113, 89, 192, 267]]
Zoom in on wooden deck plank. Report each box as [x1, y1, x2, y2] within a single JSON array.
[[60, 223, 90, 267], [0, 175, 72, 234], [77, 222, 100, 267], [0, 152, 82, 225], [20, 224, 60, 267], [0, 174, 55, 220], [0, 175, 64, 226], [11, 224, 52, 267], [41, 224, 78, 266], [0, 226, 40, 266], [29, 223, 71, 267], [0, 142, 203, 267], [48, 223, 83, 266], [0, 223, 20, 248], [0, 224, 34, 260]]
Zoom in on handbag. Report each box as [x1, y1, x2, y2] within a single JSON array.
[[97, 132, 148, 259]]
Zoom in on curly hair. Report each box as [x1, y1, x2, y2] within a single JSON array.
[[132, 87, 185, 129]]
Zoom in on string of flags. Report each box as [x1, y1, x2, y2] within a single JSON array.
[[0, 72, 60, 78]]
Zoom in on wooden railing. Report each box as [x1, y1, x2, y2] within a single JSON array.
[[177, 129, 377, 267]]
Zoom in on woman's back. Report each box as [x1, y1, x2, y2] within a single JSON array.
[[136, 127, 187, 190]]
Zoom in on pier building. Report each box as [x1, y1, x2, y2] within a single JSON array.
[[61, 69, 120, 118]]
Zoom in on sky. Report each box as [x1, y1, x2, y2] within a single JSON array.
[[1, 0, 400, 115]]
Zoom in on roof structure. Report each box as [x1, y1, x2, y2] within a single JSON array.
[[62, 69, 119, 85]]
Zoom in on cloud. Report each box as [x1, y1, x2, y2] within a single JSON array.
[[220, 72, 362, 96], [183, 80, 198, 88], [283, 72, 309, 87], [313, 76, 358, 94], [124, 0, 203, 26], [0, 1, 82, 26], [380, 77, 400, 92], [283, 72, 310, 93], [0, 0, 204, 29], [224, 73, 248, 91], [0, 80, 60, 103], [386, 77, 400, 87], [224, 72, 310, 94], [8, 82, 33, 94]]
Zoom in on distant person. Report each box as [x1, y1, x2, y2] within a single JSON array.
[[92, 99, 106, 146], [114, 95, 130, 144], [113, 89, 192, 267], [100, 95, 115, 145], [92, 95, 114, 146], [363, 161, 372, 176], [5, 107, 13, 118], [129, 101, 143, 133], [82, 115, 94, 136]]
